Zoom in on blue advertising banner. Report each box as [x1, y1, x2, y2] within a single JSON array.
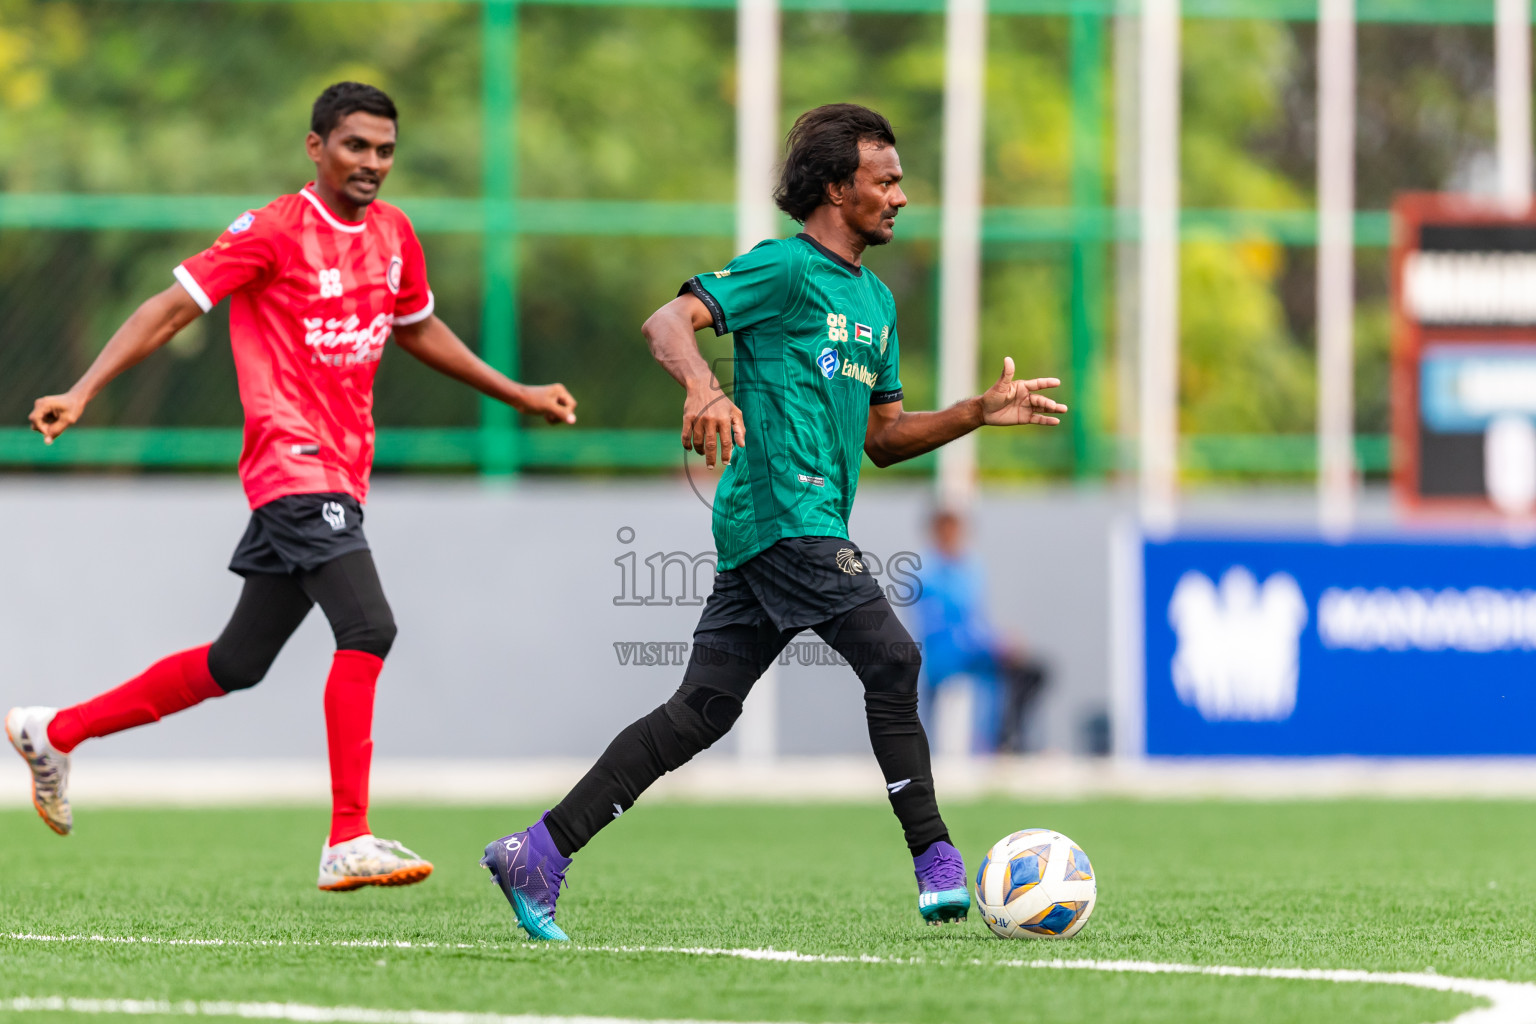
[[1143, 536, 1536, 756]]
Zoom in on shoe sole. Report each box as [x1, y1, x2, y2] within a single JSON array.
[[4, 712, 69, 837], [920, 888, 971, 925], [923, 907, 969, 924], [318, 862, 434, 892]]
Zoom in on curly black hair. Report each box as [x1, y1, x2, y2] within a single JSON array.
[[311, 82, 398, 139], [773, 104, 897, 223]]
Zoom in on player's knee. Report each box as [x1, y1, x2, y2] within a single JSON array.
[[205, 642, 271, 693], [859, 643, 922, 696], [865, 688, 920, 726], [334, 609, 397, 660], [685, 684, 745, 736], [835, 600, 922, 695], [666, 683, 743, 748], [365, 614, 398, 658]]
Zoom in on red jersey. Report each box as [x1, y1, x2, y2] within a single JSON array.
[[174, 184, 434, 509]]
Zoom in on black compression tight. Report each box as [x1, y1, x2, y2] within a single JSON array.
[[206, 550, 397, 691], [544, 597, 949, 858]]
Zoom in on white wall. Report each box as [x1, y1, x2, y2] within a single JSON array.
[[0, 476, 1218, 762]]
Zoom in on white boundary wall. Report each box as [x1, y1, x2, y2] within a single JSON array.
[[0, 478, 1124, 762], [0, 478, 1494, 805]]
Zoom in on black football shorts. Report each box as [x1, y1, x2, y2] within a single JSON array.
[[228, 492, 371, 577], [694, 535, 885, 642]]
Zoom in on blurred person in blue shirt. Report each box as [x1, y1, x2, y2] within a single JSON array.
[[914, 508, 1047, 753]]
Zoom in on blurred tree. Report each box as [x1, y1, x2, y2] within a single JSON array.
[[1250, 21, 1496, 439], [0, 0, 487, 430], [0, 4, 1509, 469]]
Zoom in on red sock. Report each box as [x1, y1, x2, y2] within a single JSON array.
[[325, 649, 382, 846], [47, 645, 224, 754]]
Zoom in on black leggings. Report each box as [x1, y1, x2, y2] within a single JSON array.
[[206, 549, 397, 692], [545, 597, 948, 857]]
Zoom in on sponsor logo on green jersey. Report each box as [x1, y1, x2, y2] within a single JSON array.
[[840, 361, 878, 388], [816, 347, 840, 378]]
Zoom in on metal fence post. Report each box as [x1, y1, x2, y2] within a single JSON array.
[[1316, 0, 1355, 531], [936, 0, 987, 508], [480, 0, 520, 477], [734, 0, 781, 765], [1138, 0, 1179, 529], [1070, 11, 1107, 479], [1497, 0, 1533, 211]]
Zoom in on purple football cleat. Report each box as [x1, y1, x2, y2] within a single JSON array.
[[481, 812, 572, 941], [914, 840, 970, 924]]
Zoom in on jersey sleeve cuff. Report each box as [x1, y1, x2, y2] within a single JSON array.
[[870, 388, 904, 406], [172, 264, 214, 313], [393, 290, 435, 326], [681, 277, 729, 336]]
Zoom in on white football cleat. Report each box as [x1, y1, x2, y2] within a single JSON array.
[[317, 834, 433, 892], [5, 706, 71, 835]]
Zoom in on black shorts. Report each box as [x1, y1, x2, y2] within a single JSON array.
[[694, 536, 885, 642], [228, 492, 371, 577]]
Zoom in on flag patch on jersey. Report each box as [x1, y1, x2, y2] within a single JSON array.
[[855, 323, 873, 345]]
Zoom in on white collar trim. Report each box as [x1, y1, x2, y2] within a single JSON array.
[[300, 186, 367, 234]]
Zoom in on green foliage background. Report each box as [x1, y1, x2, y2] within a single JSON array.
[[0, 2, 1502, 474]]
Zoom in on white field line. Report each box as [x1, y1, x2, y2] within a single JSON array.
[[7, 934, 1536, 1023], [5, 933, 491, 951]]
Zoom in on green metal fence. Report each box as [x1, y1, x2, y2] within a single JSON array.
[[3, 0, 1502, 477]]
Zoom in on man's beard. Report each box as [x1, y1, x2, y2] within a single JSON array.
[[857, 212, 897, 247], [851, 195, 898, 246], [858, 222, 894, 246]]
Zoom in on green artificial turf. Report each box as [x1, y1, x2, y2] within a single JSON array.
[[4, 799, 1533, 1022]]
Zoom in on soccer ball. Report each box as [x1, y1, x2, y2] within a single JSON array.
[[974, 828, 1097, 939]]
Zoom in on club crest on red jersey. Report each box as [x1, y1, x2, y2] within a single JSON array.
[[387, 255, 403, 295], [228, 211, 255, 234]]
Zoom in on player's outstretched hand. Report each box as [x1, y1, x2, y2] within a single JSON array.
[[980, 358, 1066, 427], [29, 392, 86, 444], [682, 385, 745, 471], [524, 383, 578, 425]]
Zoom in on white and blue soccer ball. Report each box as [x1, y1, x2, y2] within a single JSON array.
[[974, 828, 1097, 939]]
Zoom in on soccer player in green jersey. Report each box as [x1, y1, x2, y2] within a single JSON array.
[[481, 103, 1067, 941]]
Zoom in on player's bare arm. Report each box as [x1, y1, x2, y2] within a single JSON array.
[[29, 282, 204, 444], [863, 357, 1067, 468], [641, 292, 745, 470], [393, 316, 576, 424]]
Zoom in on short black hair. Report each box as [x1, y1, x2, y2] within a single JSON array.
[[774, 104, 897, 223], [311, 82, 398, 139]]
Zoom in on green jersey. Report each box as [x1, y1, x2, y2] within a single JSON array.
[[685, 233, 903, 572]]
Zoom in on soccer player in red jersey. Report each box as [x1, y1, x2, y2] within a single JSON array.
[[6, 82, 577, 892]]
